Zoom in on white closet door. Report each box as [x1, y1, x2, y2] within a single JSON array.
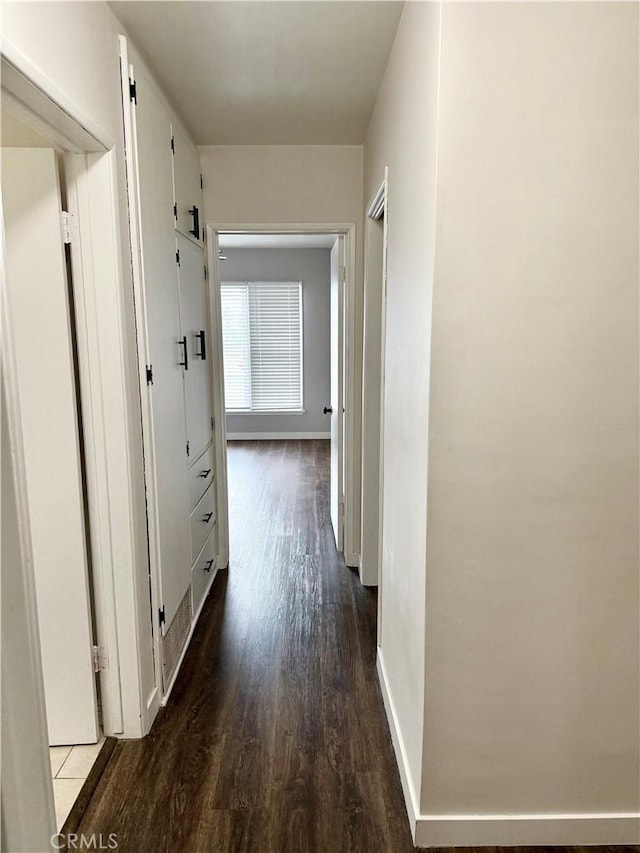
[[132, 65, 191, 631], [2, 148, 99, 745], [330, 237, 345, 551], [177, 234, 213, 461], [171, 121, 203, 245]]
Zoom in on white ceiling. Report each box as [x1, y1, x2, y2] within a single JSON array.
[[110, 1, 403, 145], [218, 233, 337, 250]]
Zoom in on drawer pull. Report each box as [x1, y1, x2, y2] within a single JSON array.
[[189, 205, 200, 239], [203, 558, 214, 573], [178, 335, 189, 371], [198, 468, 212, 479], [202, 512, 214, 524], [195, 330, 207, 360]]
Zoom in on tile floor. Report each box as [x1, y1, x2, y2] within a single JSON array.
[[49, 738, 105, 830]]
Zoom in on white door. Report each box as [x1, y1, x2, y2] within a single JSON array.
[[130, 61, 192, 632], [2, 148, 99, 745], [329, 237, 345, 550], [177, 233, 212, 462]]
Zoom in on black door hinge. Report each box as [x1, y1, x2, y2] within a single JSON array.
[[146, 365, 154, 385], [129, 79, 137, 104], [173, 202, 178, 219], [186, 441, 190, 457], [170, 135, 175, 153], [200, 174, 204, 190], [211, 416, 214, 431], [204, 265, 207, 280], [158, 606, 165, 627], [176, 249, 180, 266]]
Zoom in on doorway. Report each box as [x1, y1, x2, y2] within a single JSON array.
[[209, 226, 356, 558], [1, 108, 111, 829], [1, 59, 139, 845], [360, 175, 388, 634]]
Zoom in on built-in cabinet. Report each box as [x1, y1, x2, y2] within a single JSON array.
[[123, 47, 218, 694]]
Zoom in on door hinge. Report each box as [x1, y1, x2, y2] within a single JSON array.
[[339, 265, 346, 286], [158, 606, 165, 628], [60, 211, 73, 245], [176, 249, 181, 266], [186, 441, 190, 457], [211, 416, 214, 431], [146, 365, 154, 385], [170, 135, 175, 153], [200, 173, 204, 190], [92, 645, 107, 673], [129, 79, 137, 104], [203, 264, 207, 280], [173, 202, 178, 219]]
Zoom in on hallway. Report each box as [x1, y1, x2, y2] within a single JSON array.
[[74, 439, 415, 852]]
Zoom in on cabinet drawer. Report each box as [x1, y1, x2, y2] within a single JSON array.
[[189, 445, 214, 510], [190, 483, 216, 564], [191, 531, 215, 618]]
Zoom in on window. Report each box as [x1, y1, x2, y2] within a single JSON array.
[[220, 281, 303, 413]]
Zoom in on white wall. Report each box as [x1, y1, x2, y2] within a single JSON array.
[[423, 0, 640, 824], [200, 145, 364, 551], [366, 0, 639, 845], [363, 0, 442, 813], [221, 247, 331, 437], [1, 1, 155, 737]]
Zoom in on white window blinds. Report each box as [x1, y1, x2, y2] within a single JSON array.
[[220, 282, 303, 412]]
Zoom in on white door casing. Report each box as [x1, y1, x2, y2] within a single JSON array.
[[2, 148, 99, 745], [330, 236, 345, 551]]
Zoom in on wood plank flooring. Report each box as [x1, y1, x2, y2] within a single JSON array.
[[75, 440, 412, 851], [75, 440, 638, 853]]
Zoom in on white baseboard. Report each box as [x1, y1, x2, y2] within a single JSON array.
[[344, 552, 360, 569], [376, 650, 421, 839], [227, 432, 330, 440], [376, 650, 640, 848], [414, 813, 640, 848]]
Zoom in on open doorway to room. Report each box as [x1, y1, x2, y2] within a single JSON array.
[[1, 109, 105, 831], [1, 62, 134, 842], [209, 226, 357, 567]]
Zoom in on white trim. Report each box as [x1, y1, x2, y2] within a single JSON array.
[[210, 222, 359, 566], [206, 229, 231, 570], [64, 153, 125, 735], [1, 39, 114, 151], [377, 651, 639, 848], [376, 650, 420, 841], [414, 813, 640, 848], [367, 180, 386, 221], [227, 432, 330, 440], [118, 35, 164, 729]]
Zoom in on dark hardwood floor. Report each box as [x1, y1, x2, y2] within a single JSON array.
[[75, 440, 639, 853], [75, 439, 414, 852]]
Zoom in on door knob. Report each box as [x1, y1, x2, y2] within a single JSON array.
[[323, 406, 333, 414]]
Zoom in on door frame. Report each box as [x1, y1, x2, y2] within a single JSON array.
[[1, 37, 149, 753], [361, 173, 389, 644], [206, 222, 358, 565]]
